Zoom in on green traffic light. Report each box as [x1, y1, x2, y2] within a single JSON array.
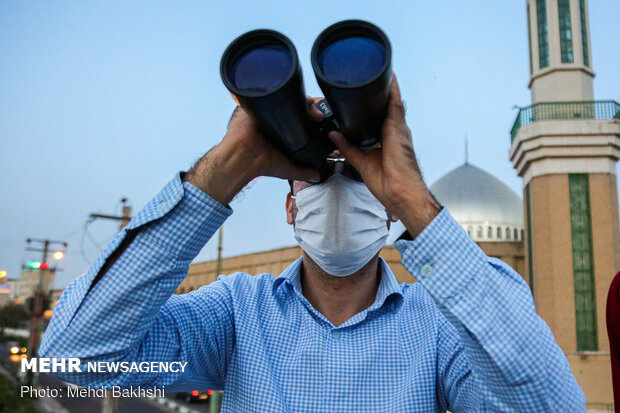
[[27, 261, 41, 269]]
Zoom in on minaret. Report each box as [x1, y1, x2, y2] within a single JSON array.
[[528, 0, 594, 102], [511, 0, 620, 405]]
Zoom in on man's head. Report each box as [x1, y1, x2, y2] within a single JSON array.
[[285, 157, 398, 227], [285, 159, 399, 277]]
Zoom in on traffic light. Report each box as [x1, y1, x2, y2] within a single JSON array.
[[25, 261, 50, 270], [26, 261, 41, 270]]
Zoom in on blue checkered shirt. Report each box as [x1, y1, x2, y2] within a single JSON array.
[[40, 173, 585, 412]]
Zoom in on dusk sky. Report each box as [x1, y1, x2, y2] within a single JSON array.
[[2, 1, 619, 288]]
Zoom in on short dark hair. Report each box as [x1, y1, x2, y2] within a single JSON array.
[[288, 179, 293, 194]]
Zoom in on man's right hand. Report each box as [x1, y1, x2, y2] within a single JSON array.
[[184, 99, 322, 206]]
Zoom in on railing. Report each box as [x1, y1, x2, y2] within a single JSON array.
[[510, 100, 620, 142], [585, 402, 614, 412]]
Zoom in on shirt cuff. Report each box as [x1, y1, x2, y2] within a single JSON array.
[[136, 173, 233, 261], [393, 208, 488, 303]]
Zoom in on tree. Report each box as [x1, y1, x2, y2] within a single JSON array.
[[0, 304, 30, 337]]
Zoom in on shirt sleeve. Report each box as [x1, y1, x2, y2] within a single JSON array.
[[394, 208, 586, 412], [39, 173, 235, 391]]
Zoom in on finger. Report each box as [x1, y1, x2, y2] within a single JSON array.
[[306, 96, 324, 105], [387, 74, 406, 121], [328, 131, 364, 171], [306, 96, 324, 122], [278, 164, 321, 183], [269, 147, 321, 182], [390, 74, 402, 101]]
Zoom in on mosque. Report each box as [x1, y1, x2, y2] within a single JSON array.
[[177, 0, 619, 408]]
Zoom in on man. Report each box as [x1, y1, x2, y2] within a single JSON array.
[[40, 77, 585, 412]]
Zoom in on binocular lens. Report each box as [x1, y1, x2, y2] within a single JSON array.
[[227, 44, 293, 94], [317, 36, 386, 86], [312, 20, 392, 148]]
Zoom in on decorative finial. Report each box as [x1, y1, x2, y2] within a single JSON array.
[[465, 134, 469, 164]]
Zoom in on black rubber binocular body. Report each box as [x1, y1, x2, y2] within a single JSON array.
[[220, 20, 392, 174]]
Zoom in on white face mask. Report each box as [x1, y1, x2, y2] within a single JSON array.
[[292, 173, 389, 277]]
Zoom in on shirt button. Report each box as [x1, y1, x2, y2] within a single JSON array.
[[157, 201, 167, 212], [331, 330, 341, 340], [420, 264, 434, 277]]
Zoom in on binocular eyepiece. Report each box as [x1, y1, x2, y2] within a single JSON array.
[[220, 20, 392, 174]]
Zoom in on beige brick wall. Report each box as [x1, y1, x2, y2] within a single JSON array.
[[179, 243, 524, 293], [528, 174, 577, 351]]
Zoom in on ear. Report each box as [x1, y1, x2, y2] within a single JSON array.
[[286, 192, 294, 225], [386, 210, 400, 223]]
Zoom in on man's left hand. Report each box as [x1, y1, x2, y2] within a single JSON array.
[[328, 74, 441, 238]]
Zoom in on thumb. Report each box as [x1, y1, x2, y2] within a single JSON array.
[[328, 131, 364, 171], [272, 156, 321, 182], [289, 166, 321, 183]]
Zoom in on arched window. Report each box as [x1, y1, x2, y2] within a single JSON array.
[[506, 227, 511, 240], [477, 226, 483, 238], [514, 228, 519, 240], [467, 226, 473, 237], [521, 229, 525, 240], [487, 226, 493, 238], [496, 226, 502, 239]]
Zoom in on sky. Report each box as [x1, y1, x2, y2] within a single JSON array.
[[1, 1, 619, 288]]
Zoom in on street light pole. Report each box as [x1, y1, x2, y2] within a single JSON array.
[[24, 238, 67, 387], [210, 226, 224, 413]]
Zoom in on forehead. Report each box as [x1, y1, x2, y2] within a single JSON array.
[[291, 161, 353, 195]]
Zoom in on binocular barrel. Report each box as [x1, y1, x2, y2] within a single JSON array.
[[220, 20, 392, 172], [220, 30, 330, 170], [312, 20, 392, 149]]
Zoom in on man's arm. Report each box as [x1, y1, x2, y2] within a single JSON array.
[[39, 105, 320, 390], [395, 210, 585, 411], [329, 75, 584, 411], [39, 175, 236, 391]]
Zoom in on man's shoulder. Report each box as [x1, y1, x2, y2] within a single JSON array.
[[396, 283, 458, 344], [215, 271, 278, 296], [399, 282, 443, 318]]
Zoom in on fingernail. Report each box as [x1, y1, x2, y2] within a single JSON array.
[[328, 131, 341, 142], [312, 104, 324, 118]]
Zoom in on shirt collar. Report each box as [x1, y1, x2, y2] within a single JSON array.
[[272, 257, 404, 313]]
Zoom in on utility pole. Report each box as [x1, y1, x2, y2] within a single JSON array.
[[215, 226, 223, 276], [211, 226, 223, 413], [93, 199, 131, 413], [23, 238, 67, 387], [90, 198, 132, 231]]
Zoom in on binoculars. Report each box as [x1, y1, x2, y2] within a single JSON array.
[[220, 20, 392, 178]]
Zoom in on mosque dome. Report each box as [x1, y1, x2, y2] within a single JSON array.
[[429, 163, 524, 242]]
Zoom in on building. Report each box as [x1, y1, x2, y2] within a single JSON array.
[[430, 162, 527, 276], [0, 283, 10, 307], [510, 0, 619, 406], [8, 270, 55, 305]]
